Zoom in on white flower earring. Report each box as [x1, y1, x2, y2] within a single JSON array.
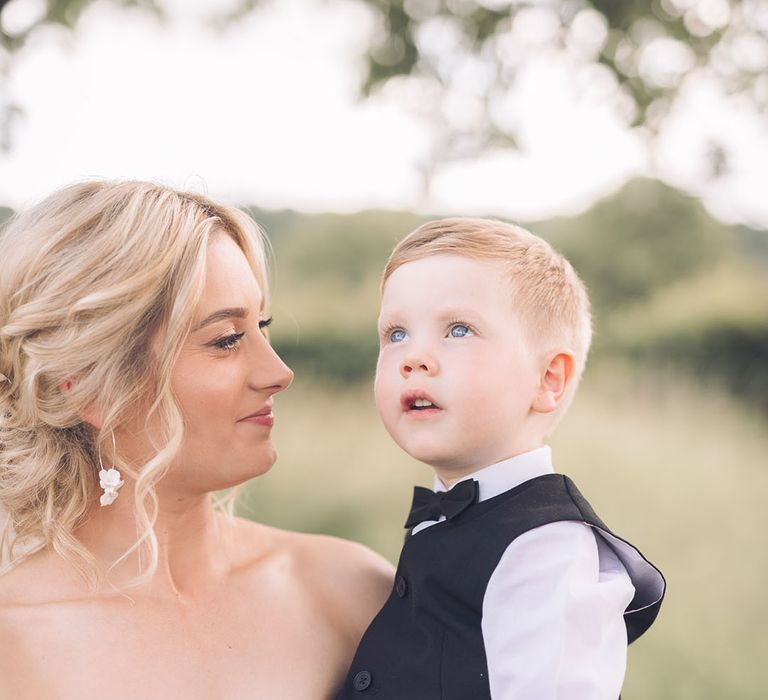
[[98, 431, 124, 507]]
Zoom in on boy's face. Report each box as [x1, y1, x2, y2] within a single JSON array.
[[375, 255, 544, 480]]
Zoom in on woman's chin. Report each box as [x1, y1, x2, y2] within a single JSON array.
[[165, 454, 278, 496], [230, 450, 279, 484]]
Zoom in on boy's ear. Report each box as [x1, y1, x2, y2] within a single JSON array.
[[532, 351, 576, 414]]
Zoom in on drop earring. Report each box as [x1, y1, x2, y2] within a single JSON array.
[[98, 431, 124, 507]]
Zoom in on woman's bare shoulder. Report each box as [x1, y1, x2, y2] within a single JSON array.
[[292, 529, 394, 591], [232, 517, 394, 624], [233, 517, 393, 581], [0, 552, 66, 681], [0, 548, 79, 608]]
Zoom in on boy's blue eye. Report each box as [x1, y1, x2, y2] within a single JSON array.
[[449, 324, 470, 338], [389, 329, 407, 343]]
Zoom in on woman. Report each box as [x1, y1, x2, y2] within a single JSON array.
[[0, 181, 393, 699]]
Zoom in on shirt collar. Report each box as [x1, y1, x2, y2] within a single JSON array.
[[434, 446, 554, 502]]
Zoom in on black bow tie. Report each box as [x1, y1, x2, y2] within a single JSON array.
[[404, 479, 479, 529]]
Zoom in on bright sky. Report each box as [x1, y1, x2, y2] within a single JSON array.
[[1, 0, 766, 227]]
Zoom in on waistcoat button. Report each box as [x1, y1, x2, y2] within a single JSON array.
[[395, 575, 408, 598], [353, 670, 372, 691]]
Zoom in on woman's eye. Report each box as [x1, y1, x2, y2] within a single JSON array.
[[389, 329, 407, 343], [449, 324, 471, 338], [213, 332, 245, 351]]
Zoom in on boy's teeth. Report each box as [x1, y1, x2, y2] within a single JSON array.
[[412, 399, 434, 408]]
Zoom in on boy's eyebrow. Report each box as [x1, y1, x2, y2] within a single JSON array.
[[193, 306, 248, 331], [441, 306, 481, 316], [377, 312, 406, 330], [434, 306, 486, 321], [377, 307, 485, 327]]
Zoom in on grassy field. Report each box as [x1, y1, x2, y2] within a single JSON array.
[[237, 363, 768, 699]]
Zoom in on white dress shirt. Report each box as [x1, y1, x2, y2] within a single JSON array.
[[411, 447, 636, 699]]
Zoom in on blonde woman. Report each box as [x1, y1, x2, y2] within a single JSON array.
[[0, 181, 393, 699]]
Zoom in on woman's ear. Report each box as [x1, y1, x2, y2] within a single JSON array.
[[59, 378, 104, 430], [532, 351, 576, 414]]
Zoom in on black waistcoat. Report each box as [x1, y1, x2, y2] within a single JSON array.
[[336, 474, 665, 699]]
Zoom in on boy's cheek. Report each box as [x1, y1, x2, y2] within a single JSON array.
[[373, 382, 395, 426], [373, 358, 399, 398]]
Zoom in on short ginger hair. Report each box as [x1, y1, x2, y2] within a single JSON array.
[[382, 217, 593, 392]]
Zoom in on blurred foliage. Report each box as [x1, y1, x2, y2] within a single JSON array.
[[604, 263, 768, 410], [353, 0, 766, 172], [538, 178, 729, 310], [2, 0, 766, 172], [635, 317, 768, 409], [274, 329, 380, 386], [248, 208, 411, 287], [0, 0, 161, 52]]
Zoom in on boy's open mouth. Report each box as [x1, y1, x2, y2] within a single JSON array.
[[401, 391, 441, 413]]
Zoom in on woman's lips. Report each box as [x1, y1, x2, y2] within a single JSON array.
[[239, 407, 274, 427]]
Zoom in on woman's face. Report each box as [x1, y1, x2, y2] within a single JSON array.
[[156, 233, 293, 495]]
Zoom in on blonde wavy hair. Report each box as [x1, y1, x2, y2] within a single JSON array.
[[0, 180, 269, 588]]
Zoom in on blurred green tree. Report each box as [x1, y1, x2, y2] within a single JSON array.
[[539, 178, 728, 310], [1, 0, 765, 175], [350, 1, 766, 169], [261, 210, 411, 286], [0, 0, 159, 53]]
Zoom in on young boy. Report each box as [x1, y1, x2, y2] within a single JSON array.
[[337, 218, 665, 699]]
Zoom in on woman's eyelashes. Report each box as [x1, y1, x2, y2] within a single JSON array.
[[211, 331, 245, 352], [209, 317, 274, 352]]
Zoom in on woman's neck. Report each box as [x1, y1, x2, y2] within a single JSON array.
[[74, 488, 236, 599]]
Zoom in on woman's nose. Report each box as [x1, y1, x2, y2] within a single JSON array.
[[251, 340, 294, 394], [270, 357, 294, 394], [400, 350, 438, 378]]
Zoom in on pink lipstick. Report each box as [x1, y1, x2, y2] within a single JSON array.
[[239, 406, 274, 427]]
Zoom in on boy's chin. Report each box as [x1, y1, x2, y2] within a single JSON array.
[[397, 440, 468, 473]]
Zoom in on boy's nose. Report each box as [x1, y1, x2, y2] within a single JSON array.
[[400, 352, 438, 378]]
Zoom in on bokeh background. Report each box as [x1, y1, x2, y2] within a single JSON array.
[[1, 1, 767, 697]]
